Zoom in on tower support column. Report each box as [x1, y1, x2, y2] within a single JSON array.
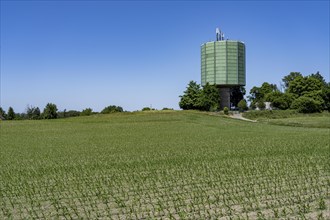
[[219, 87, 230, 109]]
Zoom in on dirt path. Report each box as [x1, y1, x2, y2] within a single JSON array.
[[229, 112, 257, 122]]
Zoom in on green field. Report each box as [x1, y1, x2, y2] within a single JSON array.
[[0, 111, 329, 219]]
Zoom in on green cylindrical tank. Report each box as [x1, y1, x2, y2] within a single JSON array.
[[201, 40, 245, 86]]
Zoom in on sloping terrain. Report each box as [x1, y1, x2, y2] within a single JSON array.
[[0, 111, 329, 219]]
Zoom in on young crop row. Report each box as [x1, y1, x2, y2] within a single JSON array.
[[1, 112, 329, 219], [1, 155, 329, 219]]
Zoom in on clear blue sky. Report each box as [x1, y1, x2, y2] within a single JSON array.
[[1, 1, 329, 113]]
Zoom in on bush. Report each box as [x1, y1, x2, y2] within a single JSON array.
[[237, 99, 248, 112], [257, 101, 266, 110], [265, 92, 294, 110], [142, 107, 151, 111], [101, 105, 123, 114], [81, 108, 93, 116], [162, 107, 173, 110], [223, 107, 229, 115], [243, 110, 298, 120], [290, 96, 322, 113], [26, 106, 41, 120], [179, 81, 220, 111], [43, 103, 58, 119], [7, 107, 15, 120]]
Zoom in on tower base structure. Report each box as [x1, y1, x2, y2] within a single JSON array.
[[219, 87, 231, 110]]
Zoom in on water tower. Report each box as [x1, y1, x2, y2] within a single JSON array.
[[201, 27, 246, 109]]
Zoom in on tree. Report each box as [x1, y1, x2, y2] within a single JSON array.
[[0, 107, 6, 119], [7, 107, 15, 120], [198, 83, 220, 111], [26, 105, 41, 119], [101, 105, 123, 114], [142, 107, 151, 111], [230, 86, 246, 108], [179, 81, 202, 110], [237, 99, 248, 112], [310, 71, 327, 86], [80, 108, 93, 116], [248, 82, 278, 107], [282, 72, 302, 90], [265, 91, 294, 110], [322, 83, 330, 110], [43, 103, 58, 119], [290, 96, 322, 113], [288, 76, 323, 97], [179, 81, 221, 111]]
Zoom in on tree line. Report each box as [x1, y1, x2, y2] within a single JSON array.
[[179, 82, 246, 111], [0, 104, 124, 120], [248, 71, 329, 113], [179, 71, 329, 113]]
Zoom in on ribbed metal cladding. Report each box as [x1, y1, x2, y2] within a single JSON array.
[[201, 40, 246, 109], [201, 40, 245, 87]]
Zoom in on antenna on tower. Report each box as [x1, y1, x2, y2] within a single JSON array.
[[216, 28, 221, 41], [216, 27, 225, 41]]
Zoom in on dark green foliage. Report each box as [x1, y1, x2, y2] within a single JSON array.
[[26, 106, 41, 120], [101, 105, 123, 114], [7, 107, 15, 120], [265, 92, 294, 110], [80, 108, 93, 116], [237, 99, 248, 112], [142, 107, 151, 111], [43, 103, 58, 119], [248, 83, 278, 107], [198, 83, 220, 111], [288, 76, 323, 97], [251, 72, 328, 113], [223, 107, 229, 115], [162, 107, 173, 110], [310, 71, 327, 86], [230, 86, 246, 107], [179, 81, 201, 110], [282, 72, 302, 90], [257, 101, 266, 110], [0, 107, 6, 119], [322, 84, 330, 110], [179, 81, 220, 111], [291, 96, 322, 113]]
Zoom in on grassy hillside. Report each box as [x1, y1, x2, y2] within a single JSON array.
[[0, 111, 329, 219], [243, 110, 330, 128]]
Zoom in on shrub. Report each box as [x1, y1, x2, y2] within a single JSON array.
[[26, 106, 41, 120], [101, 105, 123, 114], [290, 96, 322, 113], [237, 99, 248, 112], [265, 92, 294, 110], [7, 107, 15, 120], [43, 103, 58, 119], [81, 108, 93, 116], [257, 101, 266, 110], [223, 107, 229, 115], [142, 107, 151, 111]]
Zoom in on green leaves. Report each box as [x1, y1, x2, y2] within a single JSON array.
[[179, 81, 219, 111], [43, 103, 58, 119], [101, 105, 123, 114]]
